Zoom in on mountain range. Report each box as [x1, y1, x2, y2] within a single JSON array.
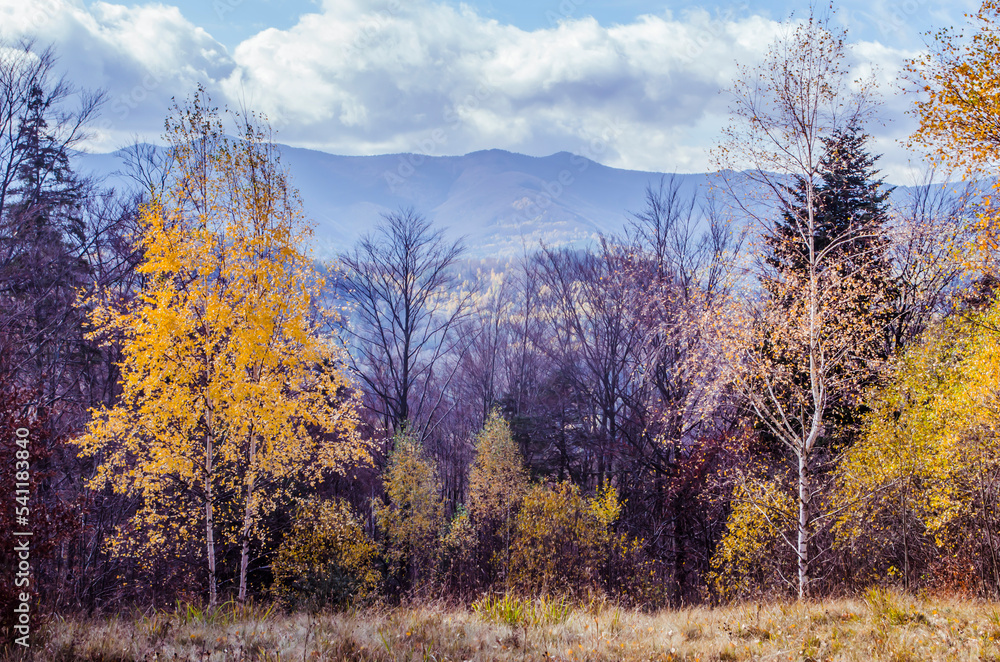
[[73, 145, 725, 258], [73, 144, 941, 259]]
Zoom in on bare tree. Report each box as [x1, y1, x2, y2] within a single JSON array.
[[337, 208, 473, 443], [0, 40, 105, 404], [533, 242, 642, 489], [885, 166, 981, 350]]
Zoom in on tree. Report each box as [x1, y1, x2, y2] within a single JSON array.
[[714, 9, 880, 598], [272, 498, 379, 609], [885, 166, 978, 352], [533, 242, 645, 490], [74, 89, 368, 608], [835, 300, 1000, 594], [624, 179, 741, 590], [908, 0, 1000, 174], [466, 412, 528, 586], [908, 0, 1000, 274], [337, 208, 472, 441], [767, 126, 892, 286], [0, 365, 77, 641], [509, 481, 621, 597], [0, 40, 104, 417], [763, 126, 895, 444], [376, 433, 444, 595]]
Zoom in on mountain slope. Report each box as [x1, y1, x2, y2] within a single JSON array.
[[73, 145, 960, 259], [74, 145, 712, 257]]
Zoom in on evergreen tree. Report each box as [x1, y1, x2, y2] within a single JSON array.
[[4, 82, 93, 406], [0, 44, 103, 420], [763, 125, 896, 449], [766, 125, 893, 294]]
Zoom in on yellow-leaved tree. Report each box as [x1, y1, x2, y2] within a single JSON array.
[[466, 412, 528, 586], [74, 88, 369, 607], [834, 300, 1000, 594], [908, 0, 1000, 272], [376, 432, 444, 595]]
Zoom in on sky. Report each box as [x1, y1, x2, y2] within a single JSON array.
[[0, 0, 979, 181]]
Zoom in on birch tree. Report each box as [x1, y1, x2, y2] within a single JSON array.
[[74, 89, 369, 608], [714, 10, 879, 598]]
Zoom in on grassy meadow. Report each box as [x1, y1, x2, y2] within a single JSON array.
[[9, 590, 1000, 661]]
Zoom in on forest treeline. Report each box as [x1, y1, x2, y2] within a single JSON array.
[[4, 4, 1000, 632]]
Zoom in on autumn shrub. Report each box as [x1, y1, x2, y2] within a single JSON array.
[[271, 498, 378, 610], [376, 433, 444, 595], [466, 412, 529, 587], [509, 481, 621, 597], [438, 506, 478, 595], [834, 302, 1000, 596], [708, 479, 798, 602]]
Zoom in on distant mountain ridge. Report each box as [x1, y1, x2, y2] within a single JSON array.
[[72, 145, 943, 259], [73, 145, 718, 257]]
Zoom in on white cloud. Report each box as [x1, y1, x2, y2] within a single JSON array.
[[0, 0, 923, 177], [0, 0, 234, 150], [221, 1, 804, 172]]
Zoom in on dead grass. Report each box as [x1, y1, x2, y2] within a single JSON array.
[[7, 590, 1000, 660]]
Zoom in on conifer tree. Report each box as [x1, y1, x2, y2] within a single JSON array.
[[0, 44, 101, 413], [767, 125, 893, 284], [763, 125, 895, 446]]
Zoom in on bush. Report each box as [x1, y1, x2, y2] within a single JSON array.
[[708, 479, 797, 601], [509, 481, 620, 597], [466, 412, 528, 586], [438, 506, 477, 595], [376, 434, 444, 594], [272, 498, 378, 609], [472, 592, 572, 627]]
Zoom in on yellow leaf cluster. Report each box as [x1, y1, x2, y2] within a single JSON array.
[[72, 91, 370, 573], [376, 433, 444, 590], [509, 481, 621, 597], [272, 498, 379, 608], [834, 299, 1000, 584], [709, 479, 797, 601]]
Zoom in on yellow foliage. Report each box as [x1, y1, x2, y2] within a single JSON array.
[[376, 434, 444, 591], [590, 483, 623, 528], [709, 479, 796, 601], [438, 506, 477, 592], [909, 1, 1000, 175], [835, 299, 1000, 591], [907, 1, 1000, 273], [72, 89, 370, 602], [466, 412, 528, 585], [467, 412, 528, 525], [509, 481, 621, 597], [272, 498, 379, 609]]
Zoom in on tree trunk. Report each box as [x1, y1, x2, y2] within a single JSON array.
[[205, 427, 217, 610], [797, 450, 810, 600], [238, 434, 258, 603]]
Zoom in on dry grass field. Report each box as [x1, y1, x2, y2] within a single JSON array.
[[11, 589, 1000, 661]]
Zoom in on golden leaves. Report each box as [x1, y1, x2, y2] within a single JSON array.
[[72, 92, 370, 571]]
